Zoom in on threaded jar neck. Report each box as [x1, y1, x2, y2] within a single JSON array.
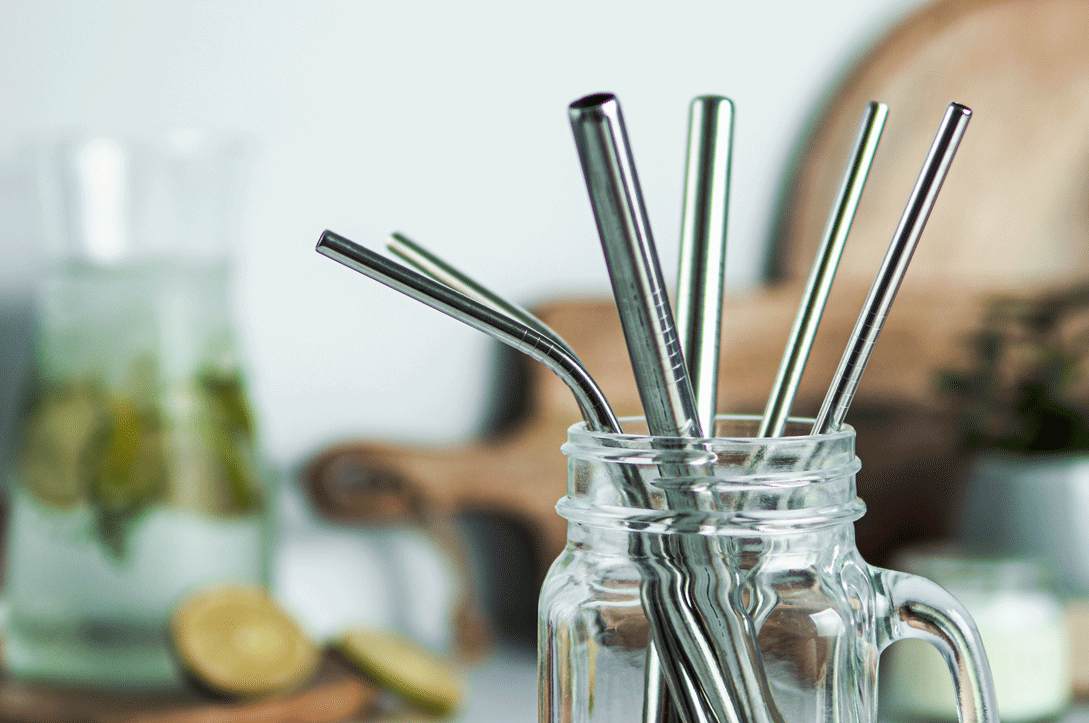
[[557, 416, 864, 536]]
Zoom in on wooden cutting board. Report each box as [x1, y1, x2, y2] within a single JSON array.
[[305, 0, 1089, 588]]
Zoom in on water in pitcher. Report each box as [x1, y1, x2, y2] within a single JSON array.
[[5, 261, 268, 688], [3, 134, 268, 689]]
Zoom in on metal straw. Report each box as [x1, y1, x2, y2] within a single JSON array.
[[677, 96, 734, 437], [387, 232, 580, 360], [316, 231, 644, 485], [811, 102, 972, 435], [758, 101, 888, 437], [657, 95, 733, 723], [569, 93, 704, 439]]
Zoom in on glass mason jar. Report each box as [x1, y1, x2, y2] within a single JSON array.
[[3, 133, 268, 689], [539, 417, 998, 723]]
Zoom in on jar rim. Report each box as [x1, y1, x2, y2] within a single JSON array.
[[561, 414, 861, 523], [564, 415, 857, 473], [567, 414, 854, 446]]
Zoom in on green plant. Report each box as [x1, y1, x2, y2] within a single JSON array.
[[938, 282, 1089, 453]]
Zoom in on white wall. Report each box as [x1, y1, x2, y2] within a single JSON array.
[[0, 0, 926, 468]]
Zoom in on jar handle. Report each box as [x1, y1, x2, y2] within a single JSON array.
[[871, 566, 999, 723]]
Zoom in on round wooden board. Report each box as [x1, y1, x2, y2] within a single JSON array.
[[776, 0, 1089, 291], [0, 654, 378, 723]]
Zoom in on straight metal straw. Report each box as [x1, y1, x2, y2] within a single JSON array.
[[387, 232, 580, 360], [569, 92, 704, 439], [677, 96, 734, 437], [656, 95, 733, 723], [569, 92, 710, 723], [758, 101, 888, 437], [811, 102, 972, 435]]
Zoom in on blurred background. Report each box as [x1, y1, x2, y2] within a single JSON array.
[[0, 0, 922, 462], [5, 0, 1089, 721]]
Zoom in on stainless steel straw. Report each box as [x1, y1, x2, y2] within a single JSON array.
[[811, 102, 972, 435], [758, 101, 888, 437], [569, 92, 781, 723], [316, 231, 643, 484], [387, 232, 580, 360], [569, 92, 704, 440], [660, 95, 734, 723], [677, 96, 734, 437]]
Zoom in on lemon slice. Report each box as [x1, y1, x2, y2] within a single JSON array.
[[171, 585, 319, 698], [335, 627, 463, 715]]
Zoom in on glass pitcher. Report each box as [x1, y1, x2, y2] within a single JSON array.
[[3, 132, 268, 689], [538, 416, 998, 723]]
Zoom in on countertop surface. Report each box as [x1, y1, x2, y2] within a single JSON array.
[[456, 642, 537, 723]]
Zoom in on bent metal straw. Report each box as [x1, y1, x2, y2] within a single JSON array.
[[315, 231, 642, 473], [387, 231, 601, 424], [317, 229, 732, 723], [812, 102, 972, 435], [387, 232, 581, 360]]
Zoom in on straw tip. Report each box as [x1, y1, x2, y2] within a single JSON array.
[[570, 91, 615, 108], [949, 102, 972, 118], [569, 92, 618, 117], [691, 94, 734, 109], [316, 229, 342, 252]]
